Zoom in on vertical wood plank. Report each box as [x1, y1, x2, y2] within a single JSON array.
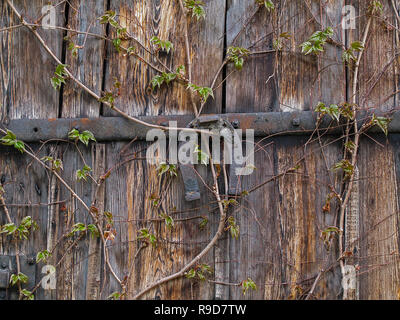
[[357, 136, 400, 299], [103, 141, 216, 299], [274, 137, 342, 299], [350, 0, 399, 111], [61, 0, 107, 118], [225, 0, 277, 113], [0, 0, 65, 120], [277, 1, 346, 112], [85, 144, 105, 300], [0, 145, 51, 299], [103, 0, 224, 117], [55, 143, 97, 299], [228, 139, 279, 299]]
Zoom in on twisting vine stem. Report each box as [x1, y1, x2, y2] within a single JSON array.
[[338, 15, 372, 299]]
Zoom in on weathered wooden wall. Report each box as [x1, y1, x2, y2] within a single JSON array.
[[0, 0, 400, 300]]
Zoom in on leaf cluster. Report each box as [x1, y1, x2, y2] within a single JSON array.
[[225, 216, 240, 239], [226, 46, 250, 70], [320, 226, 341, 251], [332, 159, 354, 179], [241, 278, 257, 295], [256, 0, 274, 12], [138, 228, 157, 247], [186, 264, 212, 281], [300, 27, 333, 55], [157, 162, 178, 177], [36, 249, 52, 263], [193, 145, 209, 165], [99, 11, 128, 52], [184, 0, 206, 20], [68, 222, 99, 238], [342, 41, 364, 63], [150, 36, 173, 53], [187, 83, 214, 102], [369, 114, 391, 136], [151, 66, 185, 91], [41, 156, 63, 171], [51, 64, 68, 90], [0, 130, 25, 153], [76, 165, 92, 181], [68, 128, 96, 146], [0, 216, 38, 240]]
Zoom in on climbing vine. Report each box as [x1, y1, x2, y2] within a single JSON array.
[[0, 0, 399, 300]]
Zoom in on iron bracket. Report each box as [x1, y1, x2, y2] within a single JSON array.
[[179, 115, 243, 202], [2, 110, 400, 143]]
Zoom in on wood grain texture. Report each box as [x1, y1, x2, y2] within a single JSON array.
[[103, 141, 216, 299], [350, 0, 399, 111], [2, 1, 400, 301], [61, 0, 107, 118], [54, 142, 99, 300], [357, 136, 400, 299], [0, 144, 51, 298], [225, 0, 277, 113], [274, 137, 342, 299], [0, 0, 64, 120], [277, 1, 345, 112], [228, 138, 279, 299], [103, 0, 225, 117]]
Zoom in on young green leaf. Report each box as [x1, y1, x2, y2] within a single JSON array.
[[370, 114, 391, 136], [369, 0, 383, 15], [68, 41, 79, 57], [160, 212, 174, 230], [241, 278, 257, 295], [300, 27, 333, 55], [187, 83, 214, 102], [138, 228, 157, 247], [150, 36, 174, 53], [184, 0, 206, 20], [87, 224, 100, 238], [10, 272, 28, 286], [36, 249, 52, 263], [332, 159, 354, 179], [226, 216, 240, 239], [68, 128, 96, 146], [193, 145, 209, 165], [156, 162, 178, 177], [227, 46, 250, 70], [76, 165, 92, 181], [41, 156, 63, 171], [199, 217, 208, 230], [0, 223, 17, 236], [1, 130, 25, 153], [21, 289, 34, 300], [108, 291, 124, 300], [256, 0, 274, 11], [51, 64, 68, 90]]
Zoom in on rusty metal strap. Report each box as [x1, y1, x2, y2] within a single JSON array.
[[2, 111, 400, 142]]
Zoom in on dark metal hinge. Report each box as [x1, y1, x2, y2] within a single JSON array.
[[0, 255, 36, 300], [179, 115, 243, 202]]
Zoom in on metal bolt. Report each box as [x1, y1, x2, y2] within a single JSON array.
[[231, 120, 240, 129], [1, 263, 7, 269], [292, 118, 300, 126]]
